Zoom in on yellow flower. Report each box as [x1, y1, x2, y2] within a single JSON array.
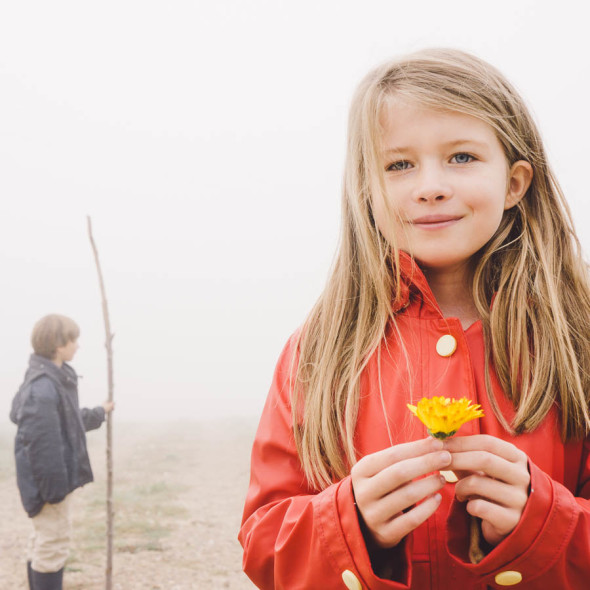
[[407, 396, 484, 439]]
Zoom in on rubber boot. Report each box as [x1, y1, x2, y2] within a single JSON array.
[[27, 561, 34, 590], [30, 568, 63, 590]]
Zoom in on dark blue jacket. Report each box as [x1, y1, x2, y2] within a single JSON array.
[[10, 354, 105, 517]]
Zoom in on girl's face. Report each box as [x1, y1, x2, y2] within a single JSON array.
[[373, 100, 532, 275]]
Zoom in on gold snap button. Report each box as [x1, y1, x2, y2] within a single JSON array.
[[436, 334, 457, 357], [440, 470, 458, 483], [494, 570, 523, 586], [341, 569, 362, 590]]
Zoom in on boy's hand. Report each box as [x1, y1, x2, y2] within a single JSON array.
[[103, 401, 115, 413], [444, 434, 530, 546], [351, 437, 451, 548]]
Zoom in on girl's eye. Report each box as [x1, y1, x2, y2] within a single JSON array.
[[387, 160, 412, 171], [451, 153, 475, 164]]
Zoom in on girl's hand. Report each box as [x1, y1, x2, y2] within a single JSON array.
[[103, 400, 115, 413], [351, 437, 451, 548], [444, 435, 531, 546]]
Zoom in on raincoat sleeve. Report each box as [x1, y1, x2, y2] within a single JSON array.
[[446, 439, 590, 588], [239, 335, 413, 590], [18, 378, 69, 504], [80, 406, 106, 431]]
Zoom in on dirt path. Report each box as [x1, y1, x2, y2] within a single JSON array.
[[0, 419, 258, 589]]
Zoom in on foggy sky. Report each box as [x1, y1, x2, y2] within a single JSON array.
[[1, 0, 588, 422]]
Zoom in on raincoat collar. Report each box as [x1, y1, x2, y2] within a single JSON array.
[[393, 251, 445, 319], [26, 353, 78, 387]]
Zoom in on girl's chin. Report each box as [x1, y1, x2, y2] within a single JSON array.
[[413, 256, 474, 273]]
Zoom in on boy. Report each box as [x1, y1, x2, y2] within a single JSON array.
[[10, 314, 114, 590]]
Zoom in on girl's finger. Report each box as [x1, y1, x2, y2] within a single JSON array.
[[364, 473, 446, 524], [353, 451, 447, 511], [455, 474, 528, 508], [367, 451, 451, 497], [376, 493, 443, 548], [444, 435, 526, 464], [448, 468, 473, 481], [464, 498, 522, 539], [353, 437, 443, 479], [448, 450, 530, 487]]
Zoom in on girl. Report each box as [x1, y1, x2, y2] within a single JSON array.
[[239, 49, 590, 589]]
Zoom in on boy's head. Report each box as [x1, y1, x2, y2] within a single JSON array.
[[31, 314, 80, 360]]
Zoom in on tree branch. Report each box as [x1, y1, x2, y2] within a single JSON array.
[[87, 216, 115, 590]]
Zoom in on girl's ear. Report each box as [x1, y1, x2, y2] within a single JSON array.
[[504, 160, 533, 210]]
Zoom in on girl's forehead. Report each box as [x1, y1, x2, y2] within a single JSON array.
[[380, 95, 480, 126], [378, 97, 501, 150]]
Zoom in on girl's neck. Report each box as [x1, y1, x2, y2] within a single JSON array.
[[421, 263, 480, 330]]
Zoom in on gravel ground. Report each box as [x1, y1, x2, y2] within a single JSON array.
[[0, 419, 259, 589]]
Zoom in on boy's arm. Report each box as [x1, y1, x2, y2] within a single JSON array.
[[19, 379, 69, 504], [80, 406, 106, 431]]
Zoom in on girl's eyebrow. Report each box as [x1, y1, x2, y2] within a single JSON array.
[[442, 139, 490, 150], [382, 139, 490, 154]]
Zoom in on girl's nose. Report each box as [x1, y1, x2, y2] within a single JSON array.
[[411, 166, 453, 203]]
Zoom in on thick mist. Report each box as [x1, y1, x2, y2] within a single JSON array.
[[1, 0, 588, 423]]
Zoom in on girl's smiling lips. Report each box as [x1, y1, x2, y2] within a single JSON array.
[[411, 214, 463, 229]]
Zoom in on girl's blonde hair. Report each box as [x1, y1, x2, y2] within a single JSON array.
[[293, 48, 590, 490]]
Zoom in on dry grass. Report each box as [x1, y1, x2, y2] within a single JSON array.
[[0, 419, 258, 589]]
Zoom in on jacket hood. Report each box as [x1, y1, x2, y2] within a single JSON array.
[[9, 354, 78, 424]]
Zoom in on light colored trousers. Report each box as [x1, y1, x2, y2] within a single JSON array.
[[27, 494, 73, 573]]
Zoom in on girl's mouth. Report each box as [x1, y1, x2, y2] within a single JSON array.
[[411, 214, 463, 229]]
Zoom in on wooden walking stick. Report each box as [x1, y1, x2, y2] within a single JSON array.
[[87, 216, 115, 590]]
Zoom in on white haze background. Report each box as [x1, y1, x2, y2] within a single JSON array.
[[0, 1, 588, 423]]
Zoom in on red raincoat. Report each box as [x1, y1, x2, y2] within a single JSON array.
[[239, 256, 590, 589]]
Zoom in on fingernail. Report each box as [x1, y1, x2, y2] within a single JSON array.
[[438, 451, 451, 463], [431, 439, 444, 450], [439, 475, 447, 486], [434, 493, 442, 503]]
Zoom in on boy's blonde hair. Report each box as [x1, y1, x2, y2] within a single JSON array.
[[293, 48, 590, 490], [31, 314, 80, 360]]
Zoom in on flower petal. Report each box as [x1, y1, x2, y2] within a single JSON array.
[[408, 396, 484, 438]]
